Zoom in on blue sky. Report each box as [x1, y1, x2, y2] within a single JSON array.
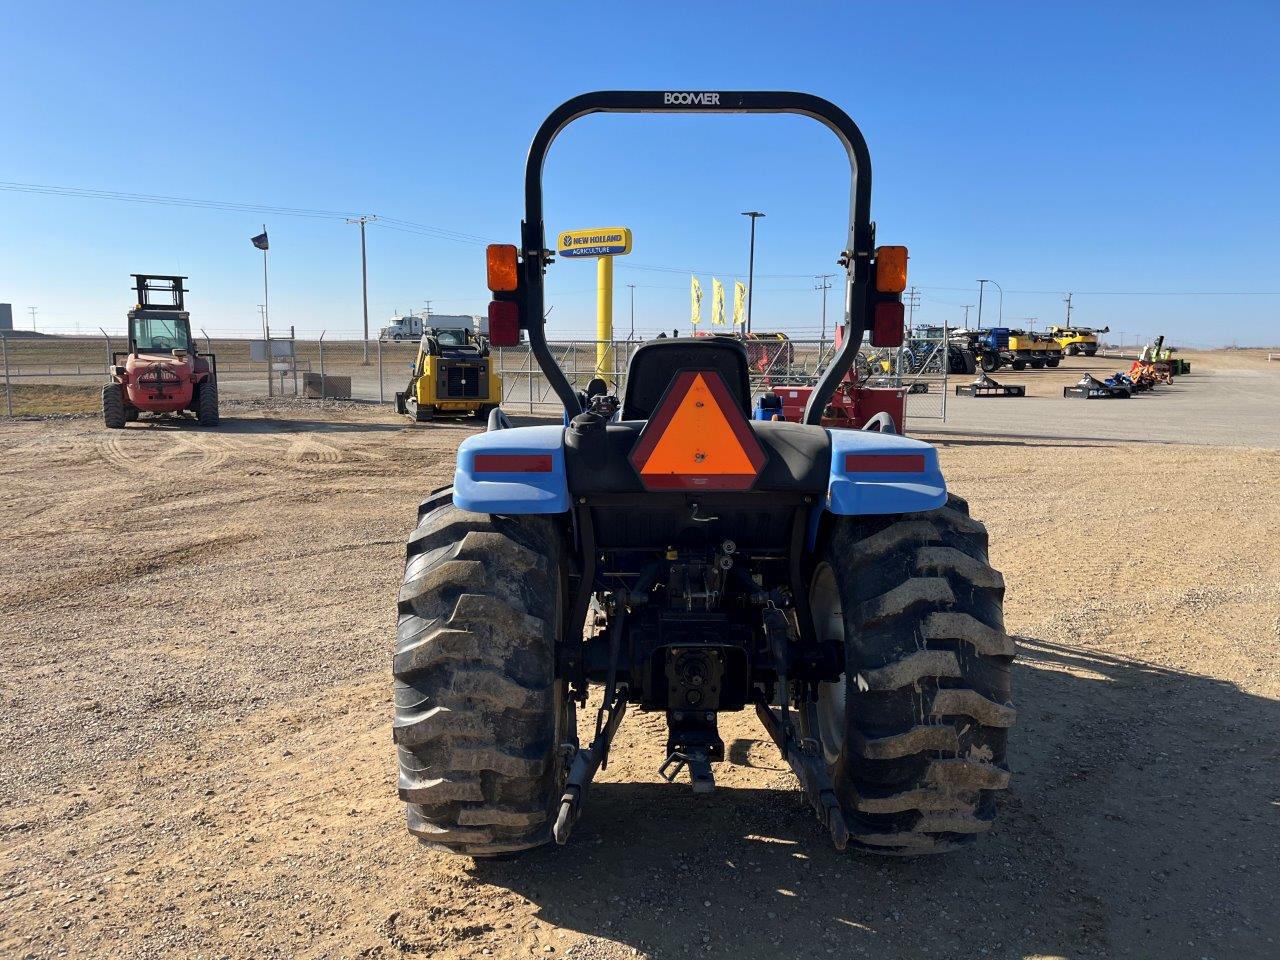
[[1, 1, 1277, 345]]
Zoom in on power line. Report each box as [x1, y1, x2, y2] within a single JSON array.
[[10, 180, 1280, 298], [919, 284, 1280, 296], [0, 179, 498, 247], [0, 179, 364, 220]]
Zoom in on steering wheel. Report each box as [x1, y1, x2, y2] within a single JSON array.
[[150, 336, 174, 350]]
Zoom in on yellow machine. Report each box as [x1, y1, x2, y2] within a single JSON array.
[[393, 328, 503, 422], [1006, 330, 1062, 368], [1048, 324, 1108, 356]]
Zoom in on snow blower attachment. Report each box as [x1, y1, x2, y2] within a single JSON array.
[[392, 91, 1016, 859], [954, 370, 1026, 398], [1063, 372, 1132, 399]]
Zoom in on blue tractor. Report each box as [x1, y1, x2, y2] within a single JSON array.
[[393, 92, 1015, 858]]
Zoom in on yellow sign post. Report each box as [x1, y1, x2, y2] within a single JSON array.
[[557, 227, 633, 384]]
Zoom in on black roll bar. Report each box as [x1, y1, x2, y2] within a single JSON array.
[[520, 90, 874, 424]]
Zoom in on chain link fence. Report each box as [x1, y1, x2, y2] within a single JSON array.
[[1, 330, 949, 423]]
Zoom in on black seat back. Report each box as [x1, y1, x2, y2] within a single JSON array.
[[621, 337, 751, 420]]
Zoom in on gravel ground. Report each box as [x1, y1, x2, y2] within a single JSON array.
[[1, 364, 1278, 960]]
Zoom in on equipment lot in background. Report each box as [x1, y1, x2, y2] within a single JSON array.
[[1, 355, 1278, 959], [5, 337, 1276, 446]]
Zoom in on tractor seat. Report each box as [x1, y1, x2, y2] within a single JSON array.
[[621, 337, 751, 420]]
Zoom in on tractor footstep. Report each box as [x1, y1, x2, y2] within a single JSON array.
[[659, 750, 716, 794]]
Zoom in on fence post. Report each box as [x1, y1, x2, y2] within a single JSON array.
[[941, 319, 949, 422], [318, 331, 326, 400], [1, 334, 11, 417], [100, 327, 113, 370], [377, 337, 384, 403]]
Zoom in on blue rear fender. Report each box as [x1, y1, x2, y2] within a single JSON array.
[[453, 424, 570, 514], [824, 428, 947, 516]]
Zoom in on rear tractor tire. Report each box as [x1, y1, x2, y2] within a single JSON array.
[[806, 494, 1015, 855], [197, 381, 220, 426], [393, 489, 570, 856], [102, 383, 127, 429]]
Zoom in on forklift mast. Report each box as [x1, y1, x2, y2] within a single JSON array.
[[131, 275, 189, 314]]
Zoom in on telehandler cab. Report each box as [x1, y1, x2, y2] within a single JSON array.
[[392, 91, 1015, 858]]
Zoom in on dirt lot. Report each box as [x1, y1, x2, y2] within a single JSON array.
[[2, 361, 1279, 959]]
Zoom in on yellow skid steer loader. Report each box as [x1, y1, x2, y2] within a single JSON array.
[[394, 327, 503, 422]]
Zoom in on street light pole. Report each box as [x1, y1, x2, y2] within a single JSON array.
[[346, 215, 377, 365], [627, 283, 636, 340], [740, 211, 765, 335], [976, 278, 1004, 328]]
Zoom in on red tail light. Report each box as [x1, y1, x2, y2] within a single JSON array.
[[488, 301, 520, 347], [870, 300, 904, 348]]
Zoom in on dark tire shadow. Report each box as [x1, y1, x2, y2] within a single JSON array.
[[415, 640, 1280, 960]]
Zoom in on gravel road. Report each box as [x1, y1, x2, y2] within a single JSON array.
[[1, 364, 1278, 959]]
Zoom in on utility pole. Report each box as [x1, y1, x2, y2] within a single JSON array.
[[740, 211, 765, 334], [28, 307, 37, 332], [975, 280, 986, 330], [346, 215, 377, 365], [627, 283, 636, 340], [1063, 292, 1074, 326], [962, 304, 974, 326], [904, 286, 921, 334], [814, 274, 834, 344]]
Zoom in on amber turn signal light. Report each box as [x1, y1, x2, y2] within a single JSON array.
[[486, 244, 519, 292], [874, 245, 908, 294]]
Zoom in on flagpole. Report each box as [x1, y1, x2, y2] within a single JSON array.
[[261, 224, 272, 398], [261, 223, 270, 340]]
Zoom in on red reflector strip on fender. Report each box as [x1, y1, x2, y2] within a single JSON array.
[[844, 454, 924, 473], [474, 454, 553, 473]]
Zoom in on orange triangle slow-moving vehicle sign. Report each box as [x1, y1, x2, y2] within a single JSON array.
[[629, 370, 767, 490]]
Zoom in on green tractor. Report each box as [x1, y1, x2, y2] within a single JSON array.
[[392, 92, 1015, 857]]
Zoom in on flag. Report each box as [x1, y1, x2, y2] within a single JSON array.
[[690, 275, 703, 326], [732, 281, 746, 326], [711, 278, 725, 326], [251, 231, 269, 250]]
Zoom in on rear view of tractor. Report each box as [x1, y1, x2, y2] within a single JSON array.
[[103, 275, 218, 428], [392, 92, 1015, 858]]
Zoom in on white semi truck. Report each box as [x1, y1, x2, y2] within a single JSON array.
[[381, 314, 487, 341]]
